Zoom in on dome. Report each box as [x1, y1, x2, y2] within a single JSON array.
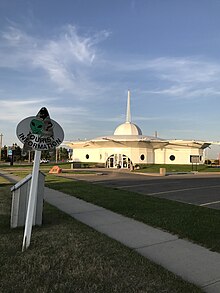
[[114, 122, 142, 136]]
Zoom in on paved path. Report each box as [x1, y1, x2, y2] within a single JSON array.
[[2, 170, 220, 292]]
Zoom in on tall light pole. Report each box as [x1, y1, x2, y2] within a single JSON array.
[[0, 133, 3, 161]]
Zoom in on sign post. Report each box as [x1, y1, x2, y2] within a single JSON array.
[[22, 150, 41, 251], [190, 155, 200, 171], [16, 107, 64, 251]]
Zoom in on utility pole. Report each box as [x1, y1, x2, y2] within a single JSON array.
[[0, 133, 3, 161]]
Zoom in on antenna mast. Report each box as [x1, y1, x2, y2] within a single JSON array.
[[126, 90, 131, 123]]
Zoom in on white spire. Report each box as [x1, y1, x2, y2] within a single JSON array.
[[126, 90, 131, 123]]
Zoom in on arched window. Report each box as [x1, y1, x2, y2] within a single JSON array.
[[86, 154, 89, 159]]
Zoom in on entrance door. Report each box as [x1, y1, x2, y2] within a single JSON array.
[[106, 154, 132, 169]]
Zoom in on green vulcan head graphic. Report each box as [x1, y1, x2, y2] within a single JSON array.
[[30, 119, 44, 134]]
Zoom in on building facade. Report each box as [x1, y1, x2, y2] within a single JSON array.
[[65, 91, 210, 168]]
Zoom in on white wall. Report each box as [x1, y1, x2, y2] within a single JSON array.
[[154, 147, 204, 164], [71, 146, 155, 165], [71, 144, 205, 165]]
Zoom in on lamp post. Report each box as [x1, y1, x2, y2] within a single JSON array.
[[0, 133, 2, 161]]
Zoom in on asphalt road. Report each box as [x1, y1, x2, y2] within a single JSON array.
[[70, 170, 220, 210]]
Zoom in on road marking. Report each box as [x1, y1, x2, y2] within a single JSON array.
[[148, 185, 220, 196], [200, 200, 220, 206], [117, 183, 158, 189]]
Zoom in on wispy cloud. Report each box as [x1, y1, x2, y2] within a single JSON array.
[[0, 97, 89, 123], [112, 56, 220, 83], [0, 98, 49, 122], [0, 24, 110, 92], [111, 56, 220, 99], [145, 57, 220, 83], [144, 85, 220, 99], [2, 23, 220, 101], [2, 22, 220, 146]]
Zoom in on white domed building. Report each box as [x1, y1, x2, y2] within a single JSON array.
[[65, 91, 210, 168]]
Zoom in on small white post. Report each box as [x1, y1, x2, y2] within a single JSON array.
[[22, 150, 41, 251]]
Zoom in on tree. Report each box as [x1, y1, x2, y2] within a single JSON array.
[[59, 147, 69, 161], [12, 143, 22, 162], [1, 145, 8, 161]]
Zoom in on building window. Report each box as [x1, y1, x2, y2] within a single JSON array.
[[140, 154, 145, 161], [169, 155, 175, 161], [86, 154, 89, 159], [100, 154, 102, 160]]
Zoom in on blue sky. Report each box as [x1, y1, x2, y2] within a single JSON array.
[[1, 0, 220, 158]]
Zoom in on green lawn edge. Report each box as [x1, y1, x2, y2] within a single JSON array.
[[133, 164, 220, 173]]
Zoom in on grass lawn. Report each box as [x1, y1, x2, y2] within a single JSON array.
[[45, 175, 220, 253], [2, 162, 220, 174], [0, 176, 10, 184], [0, 180, 202, 292], [3, 167, 220, 253], [134, 164, 220, 173], [0, 163, 96, 175]]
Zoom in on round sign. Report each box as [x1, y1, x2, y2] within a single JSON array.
[[16, 116, 64, 151]]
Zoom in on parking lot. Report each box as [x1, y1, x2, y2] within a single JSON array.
[[68, 170, 220, 210]]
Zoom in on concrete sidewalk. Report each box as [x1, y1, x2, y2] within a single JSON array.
[[44, 187, 220, 293], [1, 170, 220, 292]]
